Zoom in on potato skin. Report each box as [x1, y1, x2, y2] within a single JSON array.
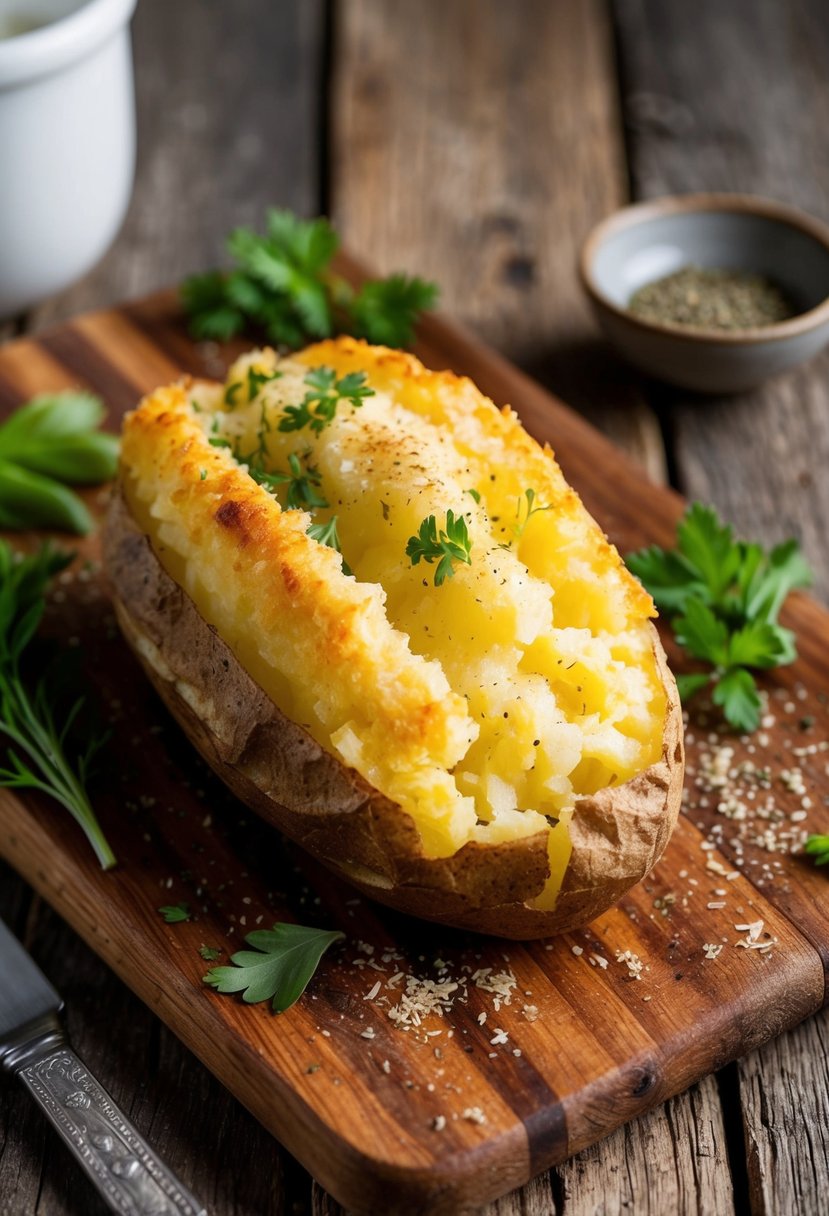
[[104, 492, 683, 939]]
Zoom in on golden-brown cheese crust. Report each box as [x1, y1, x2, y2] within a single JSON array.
[[104, 492, 683, 939]]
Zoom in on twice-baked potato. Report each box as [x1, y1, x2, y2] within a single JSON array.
[[104, 338, 683, 938]]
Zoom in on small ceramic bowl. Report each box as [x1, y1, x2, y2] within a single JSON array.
[[580, 194, 829, 393]]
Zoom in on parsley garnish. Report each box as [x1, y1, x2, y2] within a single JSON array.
[[199, 944, 222, 961], [260, 451, 328, 510], [279, 367, 374, 434], [804, 835, 829, 867], [158, 902, 191, 923], [0, 391, 119, 534], [203, 922, 344, 1013], [513, 488, 552, 541], [406, 510, 473, 586], [181, 208, 438, 348], [627, 503, 812, 732], [306, 515, 352, 575], [0, 542, 114, 868]]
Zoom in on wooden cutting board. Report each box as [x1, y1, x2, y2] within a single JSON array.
[[1, 285, 828, 1215]]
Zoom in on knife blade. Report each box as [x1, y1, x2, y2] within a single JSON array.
[[0, 918, 207, 1216]]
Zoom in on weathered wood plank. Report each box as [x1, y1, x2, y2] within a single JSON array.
[[557, 1074, 734, 1215], [31, 0, 325, 327], [331, 0, 666, 483], [613, 0, 829, 602], [739, 1008, 829, 1216], [614, 0, 829, 1208]]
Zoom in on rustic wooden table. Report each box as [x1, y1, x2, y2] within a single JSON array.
[[2, 1, 828, 1213]]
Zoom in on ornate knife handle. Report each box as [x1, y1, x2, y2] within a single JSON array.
[[11, 1020, 206, 1216]]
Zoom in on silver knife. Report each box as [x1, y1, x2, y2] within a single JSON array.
[[0, 917, 207, 1216]]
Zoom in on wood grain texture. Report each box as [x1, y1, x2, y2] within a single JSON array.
[[613, 0, 829, 602], [557, 1074, 734, 1215], [613, 3, 829, 1210], [0, 296, 827, 1215], [331, 0, 666, 482], [0, 1, 324, 1213], [739, 1008, 829, 1216]]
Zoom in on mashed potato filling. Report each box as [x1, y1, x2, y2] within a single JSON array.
[[120, 340, 665, 907]]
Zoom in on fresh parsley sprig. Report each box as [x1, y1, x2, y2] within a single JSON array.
[[181, 208, 438, 349], [306, 515, 352, 576], [627, 503, 812, 732], [804, 835, 829, 867], [256, 450, 328, 510], [406, 510, 473, 586], [0, 542, 114, 868], [0, 392, 118, 534], [203, 922, 344, 1013], [279, 367, 374, 435]]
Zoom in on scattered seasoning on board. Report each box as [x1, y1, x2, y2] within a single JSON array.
[[627, 266, 797, 331]]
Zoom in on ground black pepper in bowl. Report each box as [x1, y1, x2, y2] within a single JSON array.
[[627, 266, 797, 331]]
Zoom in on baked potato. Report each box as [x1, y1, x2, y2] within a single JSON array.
[[103, 338, 683, 938]]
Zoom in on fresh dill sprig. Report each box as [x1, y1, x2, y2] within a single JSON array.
[[0, 541, 114, 868]]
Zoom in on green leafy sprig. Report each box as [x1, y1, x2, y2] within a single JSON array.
[[203, 922, 344, 1013], [804, 835, 829, 867], [181, 208, 438, 349], [159, 902, 191, 923], [0, 392, 119, 534], [255, 450, 328, 510], [627, 503, 812, 732], [279, 367, 374, 435], [0, 542, 114, 867], [406, 510, 473, 586]]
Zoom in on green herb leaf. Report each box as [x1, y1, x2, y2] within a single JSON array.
[[199, 945, 222, 961], [0, 391, 118, 533], [180, 209, 437, 350], [0, 542, 114, 868], [280, 367, 374, 434], [626, 503, 813, 734], [711, 667, 762, 733], [674, 598, 730, 666], [804, 834, 829, 867], [350, 274, 439, 347], [406, 510, 473, 586], [203, 922, 344, 1012], [181, 270, 246, 341], [258, 450, 328, 510], [159, 902, 191, 924], [306, 515, 351, 574]]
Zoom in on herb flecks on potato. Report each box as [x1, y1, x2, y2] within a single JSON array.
[[107, 340, 682, 937]]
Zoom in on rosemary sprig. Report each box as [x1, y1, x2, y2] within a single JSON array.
[[0, 541, 114, 868]]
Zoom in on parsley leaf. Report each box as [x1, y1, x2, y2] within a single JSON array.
[[711, 668, 762, 734], [203, 922, 344, 1013], [261, 451, 328, 510], [406, 510, 473, 586], [158, 902, 191, 923], [626, 503, 812, 733], [279, 367, 374, 434], [181, 209, 438, 349], [199, 945, 222, 962], [804, 834, 829, 867], [350, 274, 439, 347]]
